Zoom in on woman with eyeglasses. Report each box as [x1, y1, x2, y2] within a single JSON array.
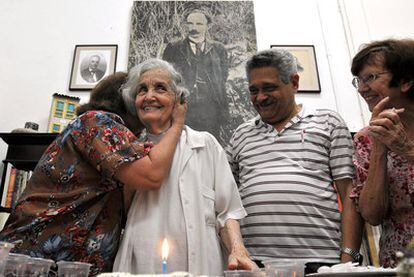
[[349, 39, 414, 268]]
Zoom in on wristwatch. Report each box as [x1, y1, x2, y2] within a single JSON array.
[[341, 247, 363, 264]]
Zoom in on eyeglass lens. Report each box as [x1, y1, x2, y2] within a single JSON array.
[[352, 72, 387, 89]]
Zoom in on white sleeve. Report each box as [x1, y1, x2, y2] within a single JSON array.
[[210, 137, 246, 228]]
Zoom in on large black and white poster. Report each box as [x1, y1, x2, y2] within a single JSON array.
[[129, 1, 257, 146]]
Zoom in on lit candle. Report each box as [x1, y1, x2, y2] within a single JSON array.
[[161, 238, 169, 274]]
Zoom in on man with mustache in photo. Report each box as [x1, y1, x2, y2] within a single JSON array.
[[162, 8, 229, 141]]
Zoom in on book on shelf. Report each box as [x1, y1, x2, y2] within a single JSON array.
[[2, 165, 31, 210], [4, 167, 17, 208], [11, 170, 29, 209], [1, 164, 12, 207]]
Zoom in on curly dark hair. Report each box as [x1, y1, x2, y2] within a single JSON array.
[[76, 72, 128, 116], [351, 38, 414, 99]]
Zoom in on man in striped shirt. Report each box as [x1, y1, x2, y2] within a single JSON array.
[[226, 49, 363, 274]]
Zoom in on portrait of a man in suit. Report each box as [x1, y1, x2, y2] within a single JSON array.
[[162, 9, 229, 141], [80, 54, 106, 83], [128, 1, 257, 146]]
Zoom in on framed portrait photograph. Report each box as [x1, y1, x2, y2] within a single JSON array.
[[128, 1, 257, 146], [270, 45, 321, 93], [69, 44, 118, 91]]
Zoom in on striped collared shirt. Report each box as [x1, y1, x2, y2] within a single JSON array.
[[226, 105, 354, 263]]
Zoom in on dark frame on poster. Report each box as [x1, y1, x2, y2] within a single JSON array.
[[69, 44, 118, 91], [270, 45, 321, 93]]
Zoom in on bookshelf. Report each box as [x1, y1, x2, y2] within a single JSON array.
[[0, 132, 58, 213]]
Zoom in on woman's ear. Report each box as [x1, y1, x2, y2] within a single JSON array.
[[176, 87, 189, 104], [401, 80, 413, 93]]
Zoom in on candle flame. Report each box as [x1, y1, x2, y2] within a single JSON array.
[[161, 238, 169, 260]]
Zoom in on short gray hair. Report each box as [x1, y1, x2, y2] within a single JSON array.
[[246, 49, 303, 84], [122, 58, 189, 116]]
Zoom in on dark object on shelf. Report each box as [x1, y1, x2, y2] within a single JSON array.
[[24, 122, 39, 131], [0, 132, 58, 213], [11, 121, 40, 134]]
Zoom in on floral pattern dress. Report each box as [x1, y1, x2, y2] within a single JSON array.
[[350, 129, 414, 268], [0, 111, 150, 275]]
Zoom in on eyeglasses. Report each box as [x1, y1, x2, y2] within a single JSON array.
[[351, 71, 389, 89]]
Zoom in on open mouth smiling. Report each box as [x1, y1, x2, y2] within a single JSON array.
[[256, 99, 275, 110], [363, 94, 379, 102], [142, 103, 162, 111]]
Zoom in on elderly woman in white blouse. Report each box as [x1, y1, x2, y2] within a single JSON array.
[[113, 58, 256, 275]]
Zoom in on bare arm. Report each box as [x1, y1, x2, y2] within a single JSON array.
[[219, 219, 257, 270], [357, 140, 389, 225], [357, 97, 393, 225], [336, 179, 364, 262], [115, 100, 187, 190]]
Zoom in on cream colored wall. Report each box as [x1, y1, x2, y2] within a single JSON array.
[[339, 0, 414, 124]]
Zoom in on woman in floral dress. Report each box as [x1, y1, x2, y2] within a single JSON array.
[[349, 39, 414, 268], [0, 72, 186, 275]]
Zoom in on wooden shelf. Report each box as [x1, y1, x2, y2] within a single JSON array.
[[0, 132, 57, 170], [0, 132, 58, 213], [0, 132, 57, 146], [0, 206, 11, 213], [3, 160, 41, 172]]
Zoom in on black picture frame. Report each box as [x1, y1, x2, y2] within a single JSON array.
[[69, 44, 118, 91], [270, 45, 321, 93]]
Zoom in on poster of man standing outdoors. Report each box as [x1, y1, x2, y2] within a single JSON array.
[[129, 1, 257, 146]]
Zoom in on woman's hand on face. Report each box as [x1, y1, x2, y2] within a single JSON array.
[[368, 97, 412, 156], [171, 96, 187, 127]]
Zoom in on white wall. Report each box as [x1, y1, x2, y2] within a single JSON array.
[[0, 0, 413, 223], [339, 0, 414, 123]]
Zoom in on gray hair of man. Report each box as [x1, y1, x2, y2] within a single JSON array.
[[122, 58, 189, 116], [245, 49, 304, 84]]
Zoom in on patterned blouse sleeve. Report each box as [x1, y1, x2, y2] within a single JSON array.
[[71, 111, 151, 179], [350, 130, 372, 205]]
